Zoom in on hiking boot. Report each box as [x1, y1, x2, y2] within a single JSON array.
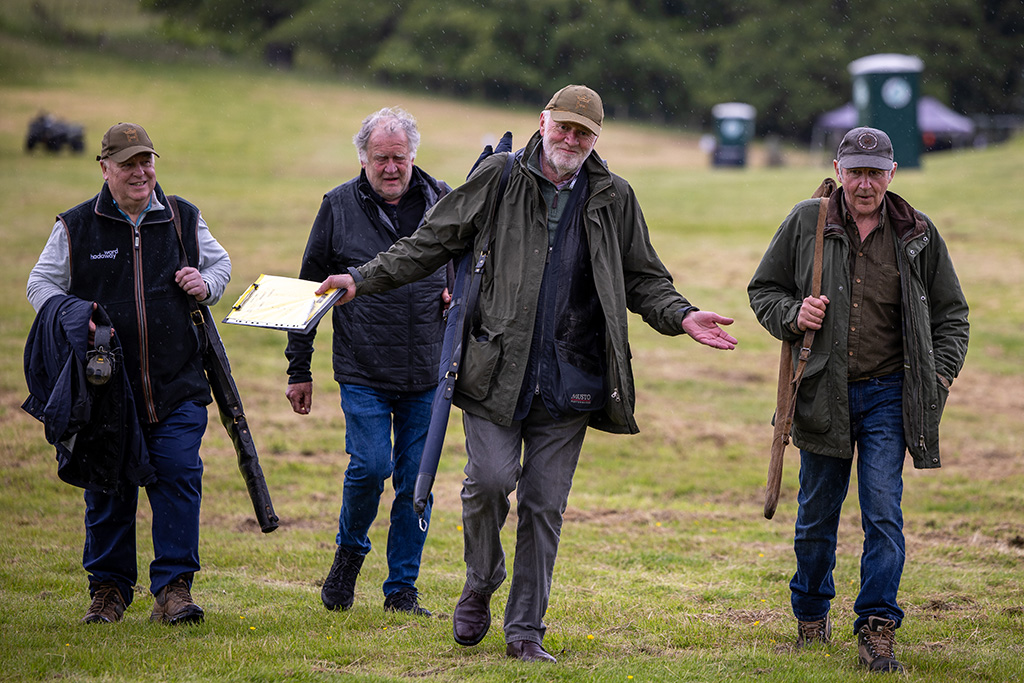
[[81, 583, 125, 624], [384, 587, 432, 617], [857, 616, 905, 673], [321, 545, 365, 611], [150, 577, 204, 625], [796, 614, 831, 648]]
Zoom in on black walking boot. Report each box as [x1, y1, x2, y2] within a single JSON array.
[[384, 587, 432, 616], [321, 545, 365, 611]]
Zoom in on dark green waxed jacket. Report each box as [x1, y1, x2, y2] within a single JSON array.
[[748, 190, 969, 469], [353, 131, 696, 433]]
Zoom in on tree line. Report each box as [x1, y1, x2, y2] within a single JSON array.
[[143, 0, 1023, 138]]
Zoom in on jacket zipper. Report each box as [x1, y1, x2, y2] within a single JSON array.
[[898, 233, 926, 454], [132, 224, 158, 422]]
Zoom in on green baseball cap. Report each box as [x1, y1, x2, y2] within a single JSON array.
[[97, 122, 159, 163]]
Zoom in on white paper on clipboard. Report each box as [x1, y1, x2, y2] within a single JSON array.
[[222, 274, 342, 334]]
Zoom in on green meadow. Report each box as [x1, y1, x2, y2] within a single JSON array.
[[1, 30, 1023, 683]]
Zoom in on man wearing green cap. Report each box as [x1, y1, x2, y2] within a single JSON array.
[[316, 85, 738, 662], [27, 122, 231, 626]]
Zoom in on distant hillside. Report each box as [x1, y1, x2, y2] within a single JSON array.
[[2, 0, 1022, 142]]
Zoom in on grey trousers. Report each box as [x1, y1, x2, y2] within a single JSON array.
[[461, 402, 589, 645]]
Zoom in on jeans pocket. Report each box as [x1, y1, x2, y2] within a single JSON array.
[[872, 371, 904, 388]]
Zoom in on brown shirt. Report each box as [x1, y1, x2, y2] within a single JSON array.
[[842, 195, 904, 380]]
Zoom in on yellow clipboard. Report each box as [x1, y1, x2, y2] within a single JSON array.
[[222, 274, 343, 334]]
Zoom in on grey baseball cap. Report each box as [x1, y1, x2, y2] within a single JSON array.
[[836, 127, 894, 170]]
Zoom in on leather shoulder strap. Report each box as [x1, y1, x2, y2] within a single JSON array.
[[808, 178, 834, 299], [167, 195, 189, 271], [167, 195, 208, 348], [810, 195, 828, 299], [796, 186, 832, 366], [478, 149, 519, 253]]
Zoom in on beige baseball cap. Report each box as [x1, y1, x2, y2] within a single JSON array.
[[544, 85, 603, 136]]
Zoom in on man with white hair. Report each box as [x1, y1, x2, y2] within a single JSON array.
[[315, 85, 738, 662], [285, 107, 451, 617]]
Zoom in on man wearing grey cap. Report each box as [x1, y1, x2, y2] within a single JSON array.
[[748, 127, 969, 672], [314, 84, 738, 662], [26, 122, 231, 626]]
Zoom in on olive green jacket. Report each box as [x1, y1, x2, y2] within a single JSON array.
[[353, 131, 696, 433], [747, 190, 969, 468]]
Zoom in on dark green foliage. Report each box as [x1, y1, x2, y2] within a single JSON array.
[[267, 0, 404, 69], [143, 0, 309, 38], [113, 0, 1024, 136]]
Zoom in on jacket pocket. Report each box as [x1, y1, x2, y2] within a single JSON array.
[[457, 329, 502, 402], [934, 374, 950, 421], [793, 352, 831, 434], [552, 340, 607, 414]]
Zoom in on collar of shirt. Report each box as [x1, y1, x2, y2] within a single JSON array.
[[114, 192, 159, 228]]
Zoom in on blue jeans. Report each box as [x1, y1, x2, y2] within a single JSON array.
[[791, 372, 906, 634], [83, 400, 207, 605], [336, 384, 433, 597]]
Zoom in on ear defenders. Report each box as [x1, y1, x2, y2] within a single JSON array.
[[86, 322, 117, 386]]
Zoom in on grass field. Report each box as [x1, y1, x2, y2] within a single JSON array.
[[1, 26, 1023, 683]]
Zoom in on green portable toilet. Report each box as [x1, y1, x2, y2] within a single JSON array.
[[711, 102, 756, 167], [848, 54, 923, 168]]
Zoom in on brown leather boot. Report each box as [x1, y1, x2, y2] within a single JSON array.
[[857, 616, 905, 673], [796, 614, 831, 648], [150, 577, 204, 625], [81, 583, 125, 624]]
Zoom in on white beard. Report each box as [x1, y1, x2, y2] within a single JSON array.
[[544, 145, 588, 180]]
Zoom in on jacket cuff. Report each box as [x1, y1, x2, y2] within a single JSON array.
[[198, 279, 212, 304], [679, 305, 699, 321]]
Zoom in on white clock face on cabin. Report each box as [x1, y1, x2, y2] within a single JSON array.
[[721, 119, 745, 141], [882, 77, 912, 109]]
